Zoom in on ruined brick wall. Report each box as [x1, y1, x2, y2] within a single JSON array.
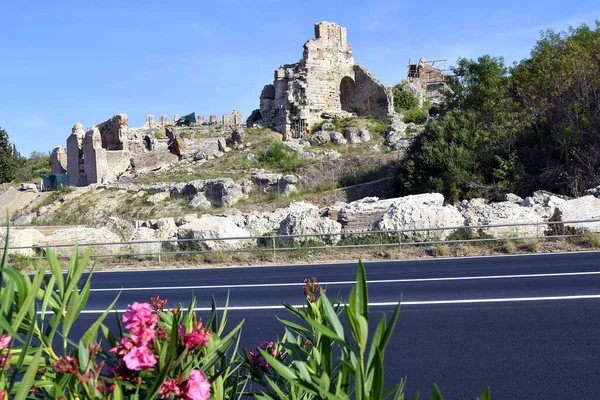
[[50, 146, 67, 175], [96, 114, 128, 151], [66, 123, 86, 186], [253, 21, 395, 139], [351, 65, 395, 120], [83, 127, 108, 185]]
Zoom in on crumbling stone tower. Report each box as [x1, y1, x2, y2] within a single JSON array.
[[249, 21, 395, 139]]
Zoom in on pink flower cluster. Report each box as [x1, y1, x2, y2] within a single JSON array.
[[249, 340, 282, 371], [159, 369, 211, 400], [179, 322, 212, 349], [0, 333, 11, 370], [110, 302, 158, 371]]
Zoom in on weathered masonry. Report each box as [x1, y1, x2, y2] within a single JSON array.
[[247, 22, 395, 139], [51, 110, 243, 186]]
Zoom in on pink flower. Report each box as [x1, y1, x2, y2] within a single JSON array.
[[123, 302, 157, 330], [182, 322, 212, 348], [109, 337, 134, 356], [129, 324, 157, 345], [0, 334, 11, 350], [0, 389, 6, 400], [122, 345, 156, 371], [159, 378, 182, 397], [185, 370, 211, 400]]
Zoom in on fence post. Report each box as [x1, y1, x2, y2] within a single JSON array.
[[272, 235, 276, 258], [398, 231, 402, 250], [536, 222, 540, 239], [158, 242, 162, 264]]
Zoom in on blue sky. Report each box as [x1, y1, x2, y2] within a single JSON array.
[[1, 0, 598, 156]]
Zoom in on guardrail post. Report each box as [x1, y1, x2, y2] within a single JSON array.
[[398, 231, 402, 249], [272, 235, 276, 258], [536, 223, 540, 239], [158, 243, 162, 264]]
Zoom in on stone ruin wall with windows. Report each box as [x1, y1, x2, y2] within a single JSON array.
[[50, 111, 243, 186], [247, 21, 396, 139]]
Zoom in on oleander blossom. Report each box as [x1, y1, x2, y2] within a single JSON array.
[[179, 322, 212, 349], [250, 340, 283, 371], [109, 302, 159, 371], [0, 334, 11, 350], [185, 370, 211, 400]]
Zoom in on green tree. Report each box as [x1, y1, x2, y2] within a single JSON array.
[[16, 151, 51, 182], [511, 22, 600, 196], [0, 127, 20, 183]]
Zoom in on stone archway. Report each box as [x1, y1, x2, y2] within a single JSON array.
[[340, 76, 356, 113]]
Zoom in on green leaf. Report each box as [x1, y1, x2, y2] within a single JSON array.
[[431, 384, 444, 400], [46, 247, 64, 296], [356, 260, 369, 322], [319, 371, 331, 398], [81, 294, 120, 345], [78, 340, 90, 372], [320, 292, 345, 339], [14, 348, 42, 399], [477, 387, 491, 400], [381, 296, 402, 352]]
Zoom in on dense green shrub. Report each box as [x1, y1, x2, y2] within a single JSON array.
[[403, 107, 429, 124], [393, 85, 419, 112], [258, 142, 302, 172]]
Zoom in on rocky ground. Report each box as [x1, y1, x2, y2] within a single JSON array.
[[4, 117, 600, 267]]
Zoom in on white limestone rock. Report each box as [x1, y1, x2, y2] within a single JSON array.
[[457, 199, 546, 238], [178, 215, 254, 250], [37, 227, 122, 256], [0, 228, 45, 257], [376, 202, 464, 241], [130, 227, 161, 257], [555, 196, 600, 232]]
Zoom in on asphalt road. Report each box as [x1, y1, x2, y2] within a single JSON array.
[[72, 252, 600, 399]]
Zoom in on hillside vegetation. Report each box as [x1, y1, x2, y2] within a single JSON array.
[[397, 22, 600, 202]]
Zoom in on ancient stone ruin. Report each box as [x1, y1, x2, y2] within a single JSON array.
[[404, 57, 448, 105], [247, 21, 396, 139], [51, 109, 244, 186]]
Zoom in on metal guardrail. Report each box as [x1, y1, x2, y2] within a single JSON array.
[[5, 218, 600, 260]]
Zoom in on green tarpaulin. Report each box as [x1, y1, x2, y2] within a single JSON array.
[[40, 174, 70, 190], [176, 112, 196, 126]]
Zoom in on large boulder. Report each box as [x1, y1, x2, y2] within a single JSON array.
[[555, 196, 600, 232], [376, 202, 464, 241], [252, 169, 298, 196], [338, 194, 444, 233], [229, 127, 246, 146], [155, 217, 178, 239], [93, 216, 134, 241], [37, 227, 122, 256], [194, 141, 220, 161], [338, 197, 398, 232], [0, 228, 45, 257], [204, 178, 248, 207], [241, 202, 317, 237], [308, 131, 331, 145], [130, 227, 161, 257], [329, 131, 347, 145], [20, 183, 38, 193], [178, 215, 253, 250], [345, 127, 361, 143], [278, 203, 342, 245], [457, 199, 546, 238]]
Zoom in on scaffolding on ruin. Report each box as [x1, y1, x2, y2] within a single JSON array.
[[407, 58, 452, 101]]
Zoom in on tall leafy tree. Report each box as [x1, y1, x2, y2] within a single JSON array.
[[0, 127, 20, 183]]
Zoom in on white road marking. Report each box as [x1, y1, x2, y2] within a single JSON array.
[[89, 271, 600, 292], [69, 294, 600, 314], [88, 249, 600, 274]]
